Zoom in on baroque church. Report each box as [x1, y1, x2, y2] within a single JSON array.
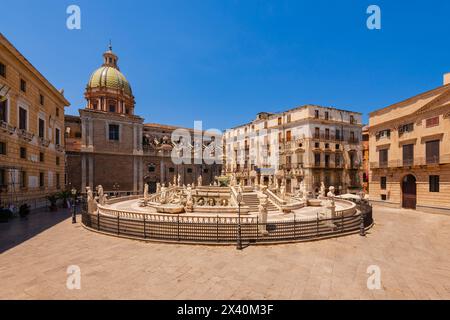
[[65, 45, 221, 195]]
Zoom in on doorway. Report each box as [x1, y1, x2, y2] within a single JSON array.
[[401, 174, 416, 209]]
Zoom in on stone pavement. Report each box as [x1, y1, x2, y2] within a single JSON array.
[[0, 205, 450, 300]]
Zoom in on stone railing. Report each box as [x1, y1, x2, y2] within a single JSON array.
[[0, 120, 15, 134], [38, 137, 50, 147], [17, 129, 34, 141]]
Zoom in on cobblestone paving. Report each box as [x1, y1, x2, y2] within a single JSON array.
[[0, 205, 449, 300]]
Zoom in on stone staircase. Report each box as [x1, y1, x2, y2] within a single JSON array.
[[242, 193, 279, 212]]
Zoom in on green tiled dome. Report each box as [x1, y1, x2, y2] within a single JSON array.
[[87, 66, 132, 96]]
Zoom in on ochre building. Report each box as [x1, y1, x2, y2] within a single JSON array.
[[0, 33, 70, 209], [369, 73, 450, 214]]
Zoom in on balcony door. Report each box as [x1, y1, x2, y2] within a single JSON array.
[[402, 174, 416, 209]]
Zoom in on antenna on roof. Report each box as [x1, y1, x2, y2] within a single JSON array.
[[108, 39, 112, 51]]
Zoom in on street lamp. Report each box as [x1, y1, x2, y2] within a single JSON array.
[[71, 188, 77, 224], [236, 190, 243, 250]]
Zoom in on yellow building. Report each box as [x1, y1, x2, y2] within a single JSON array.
[[0, 33, 70, 209], [369, 73, 450, 214]]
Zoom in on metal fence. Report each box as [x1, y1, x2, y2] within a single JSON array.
[[81, 199, 373, 245]]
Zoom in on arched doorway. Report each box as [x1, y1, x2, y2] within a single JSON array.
[[402, 174, 416, 209]]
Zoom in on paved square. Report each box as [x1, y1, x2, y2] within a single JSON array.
[[1, 205, 450, 299]]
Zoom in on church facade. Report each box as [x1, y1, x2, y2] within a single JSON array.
[[65, 46, 221, 195]]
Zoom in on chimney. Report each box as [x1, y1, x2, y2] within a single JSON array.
[[444, 73, 450, 86]]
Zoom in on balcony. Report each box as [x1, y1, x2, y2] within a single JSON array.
[[55, 144, 64, 152], [370, 154, 450, 169], [348, 137, 359, 144], [0, 120, 15, 135], [17, 129, 34, 142], [38, 137, 50, 147]]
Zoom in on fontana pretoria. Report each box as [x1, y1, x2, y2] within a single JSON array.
[[65, 45, 373, 244]]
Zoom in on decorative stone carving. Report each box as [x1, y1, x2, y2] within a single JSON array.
[[177, 174, 181, 187], [160, 186, 168, 204], [318, 182, 326, 199], [327, 186, 335, 198], [185, 184, 194, 212], [156, 182, 161, 195], [86, 187, 98, 214], [144, 183, 149, 201], [96, 185, 107, 205], [257, 192, 269, 236]]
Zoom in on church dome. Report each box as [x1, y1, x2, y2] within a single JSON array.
[[87, 66, 132, 96]]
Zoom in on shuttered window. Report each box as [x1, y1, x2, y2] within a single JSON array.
[[426, 140, 440, 164], [402, 144, 414, 166]]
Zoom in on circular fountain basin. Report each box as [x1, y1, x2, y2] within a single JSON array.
[[155, 204, 185, 214]]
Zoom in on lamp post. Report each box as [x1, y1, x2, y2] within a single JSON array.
[[236, 190, 243, 250], [71, 188, 77, 224]]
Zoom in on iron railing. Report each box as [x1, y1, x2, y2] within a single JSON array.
[[81, 199, 373, 245]]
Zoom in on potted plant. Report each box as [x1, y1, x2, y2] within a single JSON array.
[[19, 203, 30, 218], [47, 194, 58, 212], [58, 190, 72, 208]]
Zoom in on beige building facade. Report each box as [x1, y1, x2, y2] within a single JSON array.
[[224, 105, 363, 195], [369, 74, 450, 214], [0, 33, 70, 209]]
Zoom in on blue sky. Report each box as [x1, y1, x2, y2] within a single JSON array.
[[1, 0, 449, 130]]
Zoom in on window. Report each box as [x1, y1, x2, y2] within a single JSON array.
[[39, 172, 44, 188], [264, 121, 268, 129], [314, 142, 320, 148], [287, 114, 291, 123], [0, 168, 5, 187], [350, 131, 355, 142], [379, 149, 388, 167], [19, 107, 27, 130], [109, 104, 116, 113], [335, 129, 341, 140], [286, 130, 292, 142], [314, 153, 321, 166], [426, 117, 439, 128], [429, 175, 440, 192], [325, 154, 330, 167], [381, 194, 387, 201], [203, 168, 209, 173], [56, 107, 60, 117], [108, 124, 120, 141], [277, 117, 282, 126], [39, 152, 44, 162], [335, 154, 341, 167], [325, 111, 329, 120], [314, 127, 320, 139], [380, 177, 387, 190], [325, 128, 330, 139], [148, 165, 155, 172], [20, 147, 26, 159], [55, 128, 60, 145], [426, 140, 440, 164], [56, 156, 60, 166], [38, 118, 45, 138], [402, 144, 414, 166], [278, 132, 283, 143], [0, 62, 5, 77], [376, 129, 390, 140], [0, 99, 7, 122], [187, 168, 193, 173], [169, 167, 175, 173], [335, 144, 340, 150], [20, 171, 26, 188], [0, 141, 5, 155], [314, 110, 319, 118], [20, 79, 26, 92], [56, 173, 61, 189], [75, 131, 82, 138], [39, 94, 44, 106], [350, 115, 356, 124], [399, 123, 414, 136]]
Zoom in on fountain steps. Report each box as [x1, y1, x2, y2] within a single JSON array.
[[242, 193, 279, 212]]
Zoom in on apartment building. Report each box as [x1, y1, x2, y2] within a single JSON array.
[[0, 33, 70, 208], [369, 73, 450, 214], [224, 105, 363, 195]]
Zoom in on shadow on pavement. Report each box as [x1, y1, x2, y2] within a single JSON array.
[[0, 208, 72, 253]]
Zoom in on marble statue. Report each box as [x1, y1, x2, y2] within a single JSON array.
[[156, 182, 161, 195], [318, 182, 326, 199], [160, 186, 168, 204], [327, 186, 336, 198], [279, 182, 286, 200], [173, 175, 177, 187], [96, 185, 106, 205], [269, 175, 273, 188], [184, 184, 194, 212], [177, 174, 182, 187], [257, 193, 269, 236], [197, 175, 203, 187], [86, 186, 97, 214], [144, 183, 149, 201]]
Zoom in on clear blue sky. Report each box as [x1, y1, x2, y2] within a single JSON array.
[[2, 0, 449, 130]]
